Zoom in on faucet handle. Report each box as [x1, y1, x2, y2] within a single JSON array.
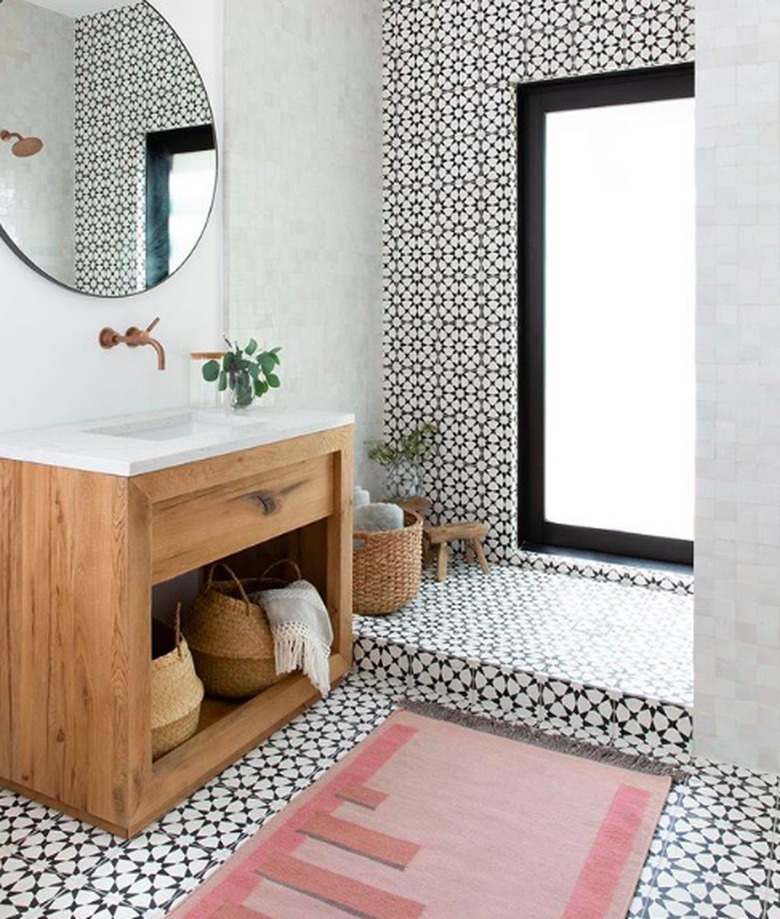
[[146, 317, 161, 334]]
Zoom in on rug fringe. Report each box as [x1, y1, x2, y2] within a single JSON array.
[[399, 698, 687, 784]]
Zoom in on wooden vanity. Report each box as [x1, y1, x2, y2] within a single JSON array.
[[0, 411, 353, 837]]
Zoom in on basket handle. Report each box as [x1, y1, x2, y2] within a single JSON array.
[[174, 601, 183, 660], [205, 562, 252, 612], [261, 559, 303, 581]]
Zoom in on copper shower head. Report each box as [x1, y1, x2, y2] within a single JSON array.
[[1, 130, 43, 158]]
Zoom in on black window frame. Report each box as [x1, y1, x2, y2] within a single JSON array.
[[517, 63, 695, 566], [146, 124, 216, 288]]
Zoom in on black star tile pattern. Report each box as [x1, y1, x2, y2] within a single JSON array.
[[0, 675, 395, 919], [355, 562, 694, 712], [0, 667, 776, 918], [514, 549, 694, 595], [73, 2, 213, 296], [382, 0, 695, 561], [355, 564, 695, 758]]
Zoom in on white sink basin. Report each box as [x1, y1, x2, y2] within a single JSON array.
[[90, 411, 264, 442]]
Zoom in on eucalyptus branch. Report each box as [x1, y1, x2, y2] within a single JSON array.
[[367, 422, 438, 470]]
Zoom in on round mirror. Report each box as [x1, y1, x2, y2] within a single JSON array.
[[0, 0, 217, 297]]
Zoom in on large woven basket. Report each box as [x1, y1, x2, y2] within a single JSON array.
[[151, 610, 204, 761], [353, 510, 423, 615], [184, 562, 297, 699]]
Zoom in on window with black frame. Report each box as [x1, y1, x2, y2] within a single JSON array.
[[517, 64, 695, 566], [146, 124, 216, 288]]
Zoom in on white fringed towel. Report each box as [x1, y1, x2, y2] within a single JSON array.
[[250, 581, 333, 696]]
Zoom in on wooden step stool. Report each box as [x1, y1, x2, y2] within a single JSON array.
[[425, 521, 490, 582]]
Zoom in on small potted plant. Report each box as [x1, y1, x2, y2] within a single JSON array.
[[367, 422, 438, 499], [202, 338, 281, 410]]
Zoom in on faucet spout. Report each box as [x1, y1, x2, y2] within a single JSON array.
[[98, 318, 167, 371], [125, 326, 167, 371]]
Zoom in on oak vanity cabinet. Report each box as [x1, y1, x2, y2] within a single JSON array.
[[0, 424, 353, 837]]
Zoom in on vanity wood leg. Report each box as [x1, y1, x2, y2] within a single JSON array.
[[328, 435, 353, 664]]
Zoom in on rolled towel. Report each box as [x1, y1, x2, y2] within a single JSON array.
[[353, 486, 371, 510], [353, 502, 404, 533]]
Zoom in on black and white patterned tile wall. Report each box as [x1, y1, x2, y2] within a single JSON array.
[[382, 0, 695, 562], [73, 1, 212, 297]]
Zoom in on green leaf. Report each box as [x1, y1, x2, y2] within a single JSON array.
[[245, 338, 258, 356], [223, 352, 236, 372], [258, 352, 275, 375], [368, 423, 437, 470], [202, 360, 220, 383], [247, 363, 259, 380], [254, 378, 268, 397], [266, 373, 281, 389], [217, 370, 227, 392], [367, 440, 401, 468]]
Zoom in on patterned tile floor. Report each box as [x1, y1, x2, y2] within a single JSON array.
[[355, 562, 694, 705], [0, 569, 775, 918]]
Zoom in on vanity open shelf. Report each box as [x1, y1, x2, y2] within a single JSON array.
[[0, 412, 353, 837]]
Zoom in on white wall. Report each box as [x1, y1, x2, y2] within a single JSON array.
[[224, 0, 384, 492], [695, 0, 780, 772], [0, 0, 224, 435]]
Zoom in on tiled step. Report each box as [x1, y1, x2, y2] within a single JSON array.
[[353, 634, 693, 758]]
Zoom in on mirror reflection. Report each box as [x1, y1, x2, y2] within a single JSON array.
[[0, 0, 217, 297]]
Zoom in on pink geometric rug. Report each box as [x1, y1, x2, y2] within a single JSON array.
[[169, 709, 673, 919]]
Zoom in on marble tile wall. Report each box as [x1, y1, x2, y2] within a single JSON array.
[[694, 0, 780, 773], [224, 0, 385, 492]]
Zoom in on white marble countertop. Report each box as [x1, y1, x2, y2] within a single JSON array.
[[0, 406, 354, 476]]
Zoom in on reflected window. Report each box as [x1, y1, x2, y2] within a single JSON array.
[[146, 125, 216, 287]]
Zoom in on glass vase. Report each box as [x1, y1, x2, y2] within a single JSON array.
[[387, 460, 422, 499], [229, 369, 255, 410]]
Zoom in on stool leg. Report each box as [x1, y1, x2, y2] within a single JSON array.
[[464, 541, 475, 564], [436, 543, 449, 582], [422, 535, 434, 568], [474, 539, 490, 575]]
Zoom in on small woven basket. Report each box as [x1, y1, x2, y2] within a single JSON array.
[[184, 561, 299, 699], [353, 510, 423, 616], [151, 607, 204, 761]]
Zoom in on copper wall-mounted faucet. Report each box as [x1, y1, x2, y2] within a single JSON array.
[[99, 318, 167, 371]]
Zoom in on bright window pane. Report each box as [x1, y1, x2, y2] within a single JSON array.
[[544, 99, 695, 540], [169, 149, 216, 273]]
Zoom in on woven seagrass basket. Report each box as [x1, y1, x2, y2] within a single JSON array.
[[353, 510, 423, 616], [184, 562, 299, 699], [151, 610, 204, 761]]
